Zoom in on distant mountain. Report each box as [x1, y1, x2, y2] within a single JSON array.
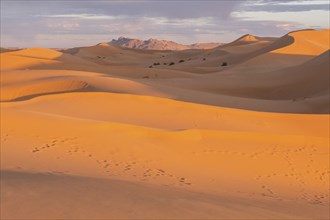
[[108, 37, 221, 50]]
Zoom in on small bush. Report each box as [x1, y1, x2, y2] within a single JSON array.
[[143, 76, 150, 79], [203, 58, 206, 61], [149, 65, 153, 68], [179, 60, 185, 63], [153, 62, 160, 65], [163, 62, 167, 65], [221, 62, 228, 66], [169, 62, 175, 66]]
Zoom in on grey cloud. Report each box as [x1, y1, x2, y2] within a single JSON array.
[[242, 0, 329, 12], [1, 0, 243, 19]]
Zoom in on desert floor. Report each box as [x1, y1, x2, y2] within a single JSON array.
[[1, 29, 329, 219]]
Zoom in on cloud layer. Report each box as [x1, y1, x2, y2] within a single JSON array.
[[1, 0, 329, 48]]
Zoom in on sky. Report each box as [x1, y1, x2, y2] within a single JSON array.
[[1, 0, 329, 48]]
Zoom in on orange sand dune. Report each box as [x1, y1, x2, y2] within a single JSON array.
[[2, 92, 328, 137], [227, 29, 330, 73], [273, 29, 330, 55], [1, 105, 329, 219], [1, 68, 328, 113], [1, 29, 329, 219]]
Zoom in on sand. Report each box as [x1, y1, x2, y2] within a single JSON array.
[[1, 29, 329, 219]]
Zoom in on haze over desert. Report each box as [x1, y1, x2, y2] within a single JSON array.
[[1, 0, 329, 219]]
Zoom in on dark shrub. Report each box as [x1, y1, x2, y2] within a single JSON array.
[[203, 58, 206, 61], [163, 63, 167, 65], [179, 60, 185, 63], [143, 76, 150, 79], [153, 62, 160, 65], [221, 62, 228, 66], [149, 65, 153, 68], [169, 62, 175, 66]]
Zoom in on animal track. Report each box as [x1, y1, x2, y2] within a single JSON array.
[[1, 133, 10, 142], [31, 137, 78, 154], [253, 144, 329, 203], [23, 134, 193, 189], [308, 194, 328, 205], [191, 143, 329, 203], [141, 168, 192, 186], [261, 185, 276, 198], [178, 177, 192, 185]]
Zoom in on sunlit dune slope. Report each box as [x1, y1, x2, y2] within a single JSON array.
[[273, 29, 330, 55], [1, 92, 328, 136], [1, 99, 329, 219]]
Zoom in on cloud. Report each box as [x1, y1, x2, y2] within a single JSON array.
[[98, 24, 144, 34], [275, 23, 300, 31], [48, 22, 80, 31], [242, 0, 330, 12], [38, 14, 127, 20], [231, 9, 329, 28], [142, 17, 215, 26]]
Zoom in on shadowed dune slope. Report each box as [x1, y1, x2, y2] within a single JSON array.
[[159, 50, 329, 100], [1, 170, 328, 220]]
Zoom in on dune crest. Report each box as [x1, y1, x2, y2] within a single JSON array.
[[272, 29, 330, 55], [235, 34, 259, 42]]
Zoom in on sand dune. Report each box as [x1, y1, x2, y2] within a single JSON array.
[[1, 104, 329, 219], [227, 29, 330, 73], [0, 48, 98, 71], [273, 29, 330, 55], [159, 50, 329, 101], [2, 92, 329, 136], [1, 68, 328, 113], [1, 29, 329, 219]]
